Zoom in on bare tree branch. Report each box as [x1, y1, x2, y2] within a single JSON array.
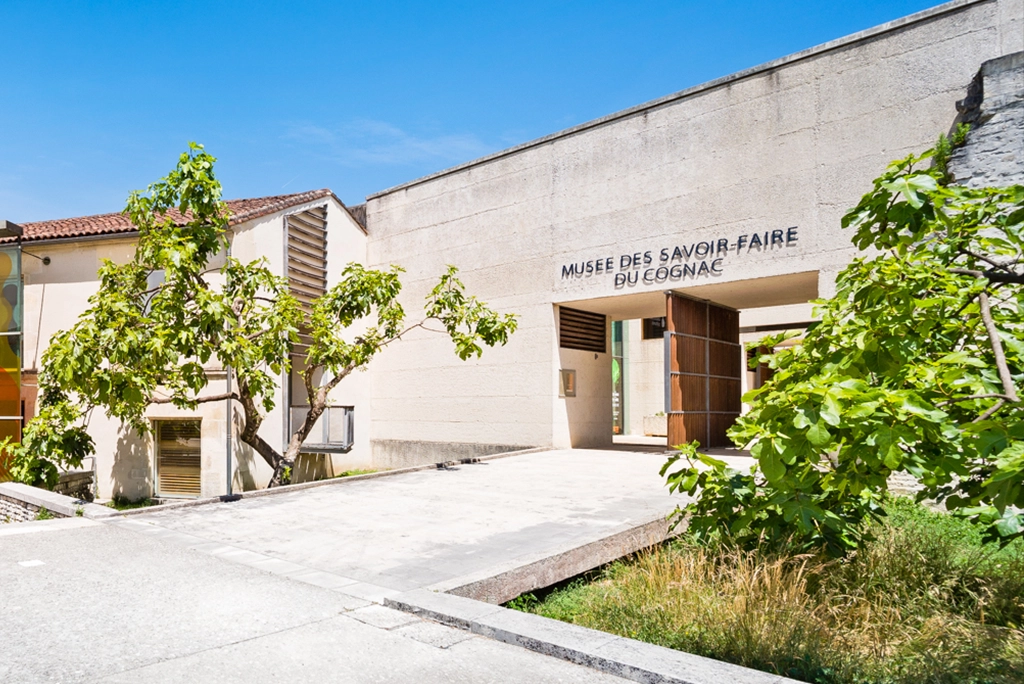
[[951, 267, 1024, 285], [937, 393, 1017, 407], [974, 399, 1007, 423], [961, 248, 1023, 274], [978, 291, 1019, 403], [150, 391, 239, 405]]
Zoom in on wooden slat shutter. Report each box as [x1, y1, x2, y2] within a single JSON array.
[[156, 420, 201, 497], [559, 307, 606, 353], [287, 207, 328, 317]]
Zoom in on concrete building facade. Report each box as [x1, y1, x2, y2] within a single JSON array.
[[363, 0, 1024, 463], [7, 0, 1024, 497]]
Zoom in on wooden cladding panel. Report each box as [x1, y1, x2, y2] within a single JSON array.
[[668, 413, 707, 447], [156, 420, 201, 498], [667, 295, 707, 337], [710, 378, 742, 413], [669, 374, 707, 413], [710, 413, 740, 447], [559, 307, 606, 353], [287, 207, 327, 316], [679, 374, 706, 412], [708, 306, 739, 342], [709, 340, 742, 378], [666, 294, 742, 449], [672, 335, 706, 375]]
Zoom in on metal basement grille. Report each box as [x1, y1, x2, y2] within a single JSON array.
[[559, 306, 607, 353], [156, 420, 201, 498]]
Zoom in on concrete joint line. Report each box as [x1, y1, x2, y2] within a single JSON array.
[[104, 446, 553, 517], [107, 517, 376, 607], [431, 513, 674, 603], [385, 590, 799, 684]]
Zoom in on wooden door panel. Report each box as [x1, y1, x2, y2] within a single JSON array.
[[666, 294, 742, 449], [709, 340, 742, 378], [708, 306, 739, 342], [668, 413, 707, 447], [668, 295, 707, 337], [673, 335, 706, 374], [710, 378, 743, 413], [709, 413, 740, 447]]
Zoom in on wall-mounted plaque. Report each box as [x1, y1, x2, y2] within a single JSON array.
[[559, 369, 577, 398]]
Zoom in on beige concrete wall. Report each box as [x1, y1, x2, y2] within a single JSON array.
[[620, 320, 664, 436], [322, 199, 372, 473], [554, 306, 613, 448], [365, 0, 1022, 457]]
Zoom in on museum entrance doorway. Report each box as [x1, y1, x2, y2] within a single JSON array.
[[664, 293, 741, 449], [556, 270, 818, 452]]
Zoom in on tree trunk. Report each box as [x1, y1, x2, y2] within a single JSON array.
[[235, 379, 290, 486], [234, 366, 355, 488]]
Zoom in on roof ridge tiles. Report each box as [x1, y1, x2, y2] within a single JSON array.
[[16, 188, 336, 243]]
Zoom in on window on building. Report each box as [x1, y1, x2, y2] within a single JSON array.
[[611, 321, 624, 434], [154, 420, 202, 498], [642, 316, 666, 340]]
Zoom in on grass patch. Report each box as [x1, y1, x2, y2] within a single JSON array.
[[516, 498, 1024, 684], [105, 496, 157, 511], [334, 468, 378, 478]]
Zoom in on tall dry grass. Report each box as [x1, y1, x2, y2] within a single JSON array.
[[525, 500, 1024, 684]]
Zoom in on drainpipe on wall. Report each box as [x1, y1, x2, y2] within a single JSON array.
[[225, 364, 233, 497], [225, 238, 233, 497]]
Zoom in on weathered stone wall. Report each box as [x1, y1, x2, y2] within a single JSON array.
[[0, 482, 115, 523], [0, 472, 97, 522], [0, 491, 69, 523], [950, 51, 1024, 186], [53, 470, 95, 501]]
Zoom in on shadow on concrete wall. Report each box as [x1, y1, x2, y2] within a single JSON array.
[[557, 347, 613, 449], [111, 426, 150, 501], [231, 409, 259, 492]]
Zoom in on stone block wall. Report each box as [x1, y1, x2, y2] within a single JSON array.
[[53, 470, 95, 501], [0, 491, 69, 523], [950, 51, 1024, 186], [0, 482, 116, 523]]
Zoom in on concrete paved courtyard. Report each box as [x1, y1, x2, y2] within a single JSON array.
[[128, 449, 687, 594], [0, 449, 752, 682]]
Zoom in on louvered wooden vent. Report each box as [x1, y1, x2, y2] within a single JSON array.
[[287, 207, 328, 316], [559, 306, 607, 353], [156, 420, 201, 498]]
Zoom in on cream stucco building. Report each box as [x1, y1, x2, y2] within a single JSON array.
[[16, 191, 371, 498], [8, 0, 1024, 499]]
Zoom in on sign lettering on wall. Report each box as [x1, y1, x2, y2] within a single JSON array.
[[559, 227, 798, 288]]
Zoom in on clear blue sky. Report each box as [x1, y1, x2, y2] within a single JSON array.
[[2, 0, 943, 222]]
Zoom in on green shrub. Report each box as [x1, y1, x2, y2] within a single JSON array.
[[106, 496, 156, 511], [521, 499, 1024, 684]]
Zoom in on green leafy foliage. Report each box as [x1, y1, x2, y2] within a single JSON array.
[[9, 144, 518, 488], [522, 499, 1024, 684], [664, 145, 1024, 554]]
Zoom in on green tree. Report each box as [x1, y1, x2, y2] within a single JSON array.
[[663, 143, 1024, 555], [8, 144, 517, 488]]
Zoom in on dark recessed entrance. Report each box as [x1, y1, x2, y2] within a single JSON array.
[[665, 293, 742, 448]]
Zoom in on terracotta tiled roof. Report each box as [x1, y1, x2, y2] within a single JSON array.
[[15, 189, 337, 243]]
